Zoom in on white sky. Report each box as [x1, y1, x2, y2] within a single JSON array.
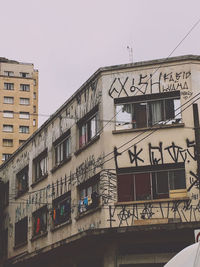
[[1, 0, 200, 125]]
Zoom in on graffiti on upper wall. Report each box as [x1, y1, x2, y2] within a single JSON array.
[[107, 199, 200, 227], [114, 139, 196, 170], [109, 71, 192, 99], [100, 170, 117, 205]]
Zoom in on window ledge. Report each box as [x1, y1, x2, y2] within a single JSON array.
[[115, 196, 189, 206], [113, 123, 185, 134], [13, 241, 28, 250], [75, 135, 100, 156], [51, 156, 72, 174], [31, 174, 48, 188], [51, 219, 72, 232], [30, 231, 48, 242], [75, 205, 101, 220]]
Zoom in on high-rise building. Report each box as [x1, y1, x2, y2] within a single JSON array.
[[0, 57, 38, 163]]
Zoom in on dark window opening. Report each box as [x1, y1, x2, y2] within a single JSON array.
[[16, 166, 29, 197], [15, 217, 28, 246], [33, 150, 48, 183], [32, 206, 47, 237], [52, 192, 71, 226]]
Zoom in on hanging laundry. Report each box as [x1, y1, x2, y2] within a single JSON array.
[[83, 196, 88, 207], [36, 217, 40, 234]]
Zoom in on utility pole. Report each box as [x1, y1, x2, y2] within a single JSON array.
[[193, 104, 200, 187]]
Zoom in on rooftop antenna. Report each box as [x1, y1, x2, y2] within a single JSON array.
[[127, 45, 133, 63]]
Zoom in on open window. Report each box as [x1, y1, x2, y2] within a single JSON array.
[[52, 192, 71, 227], [16, 166, 29, 197], [118, 167, 186, 202], [33, 149, 48, 183], [32, 206, 48, 237], [78, 174, 100, 214], [115, 92, 182, 130], [77, 106, 99, 149], [15, 217, 28, 247]]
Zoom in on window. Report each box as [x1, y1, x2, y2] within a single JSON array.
[[4, 71, 14, 77], [115, 92, 182, 130], [3, 124, 13, 132], [117, 168, 186, 202], [3, 111, 14, 118], [2, 153, 12, 161], [4, 83, 14, 90], [54, 133, 71, 166], [33, 92, 36, 99], [78, 112, 98, 148], [20, 84, 30, 92], [19, 126, 29, 133], [20, 97, 30, 105], [16, 165, 29, 197], [3, 139, 13, 147], [52, 192, 71, 226], [20, 72, 29, 78], [78, 175, 99, 213], [15, 217, 28, 246], [19, 112, 30, 119], [32, 206, 47, 237], [33, 119, 36, 126], [4, 96, 14, 104], [33, 105, 36, 113], [33, 150, 48, 183]]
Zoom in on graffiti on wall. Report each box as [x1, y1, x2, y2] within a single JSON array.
[[107, 199, 200, 227], [109, 71, 192, 99]]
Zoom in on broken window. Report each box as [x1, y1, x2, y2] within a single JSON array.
[[78, 175, 99, 213], [52, 192, 71, 227], [32, 206, 47, 237], [118, 168, 186, 202], [15, 217, 28, 246], [33, 149, 48, 183], [16, 165, 29, 197], [115, 92, 182, 130]]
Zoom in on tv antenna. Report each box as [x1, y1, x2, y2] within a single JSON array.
[[127, 46, 133, 63]]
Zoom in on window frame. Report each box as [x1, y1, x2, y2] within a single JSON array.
[[33, 149, 48, 183], [52, 192, 71, 227], [19, 112, 30, 119], [3, 110, 14, 118], [14, 217, 28, 247], [4, 83, 14, 90], [32, 206, 48, 237], [77, 106, 99, 149], [78, 174, 100, 214], [19, 125, 29, 134], [20, 84, 30, 92], [3, 124, 13, 132], [117, 165, 186, 202], [19, 97, 30, 105], [115, 91, 182, 130], [3, 139, 13, 147], [16, 165, 29, 198], [4, 96, 14, 104]]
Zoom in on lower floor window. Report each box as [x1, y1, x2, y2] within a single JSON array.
[[52, 192, 71, 226], [32, 206, 47, 236], [78, 177, 99, 213], [15, 217, 28, 246], [118, 168, 186, 202]]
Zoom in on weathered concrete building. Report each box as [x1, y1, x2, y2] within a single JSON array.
[[1, 55, 200, 267]]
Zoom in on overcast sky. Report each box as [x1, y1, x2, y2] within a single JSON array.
[[1, 0, 200, 125]]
